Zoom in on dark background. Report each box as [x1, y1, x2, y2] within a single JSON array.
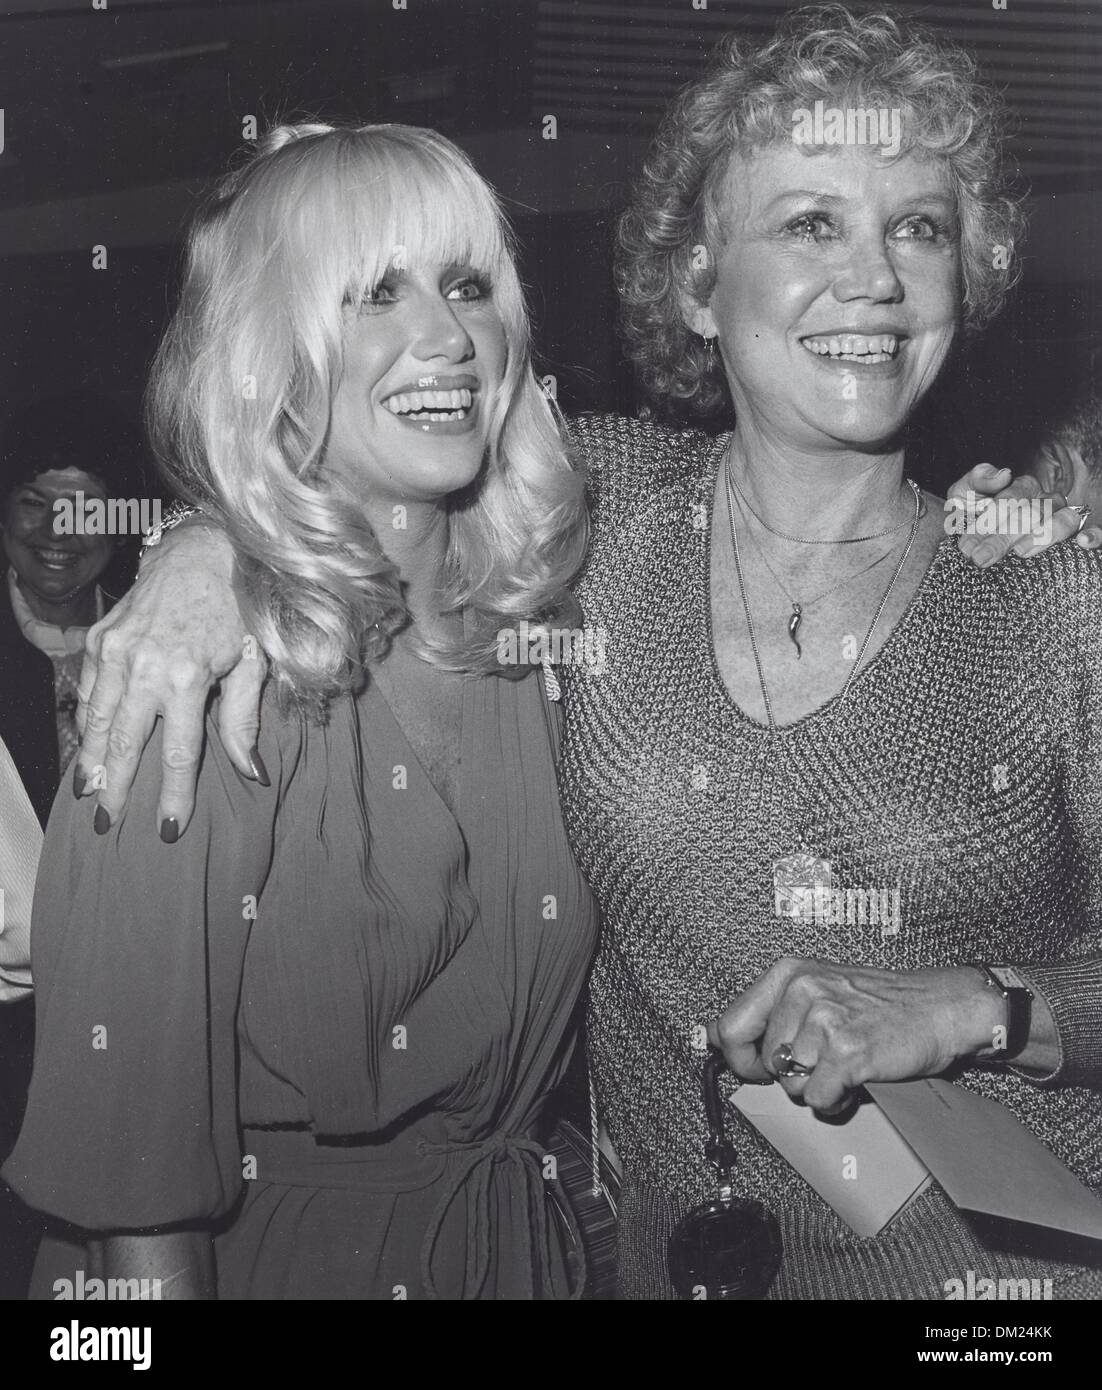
[[0, 0, 1099, 507]]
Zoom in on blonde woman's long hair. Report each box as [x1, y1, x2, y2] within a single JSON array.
[[146, 121, 588, 716]]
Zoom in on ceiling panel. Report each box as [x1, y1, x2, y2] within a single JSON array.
[[0, 0, 1096, 235], [534, 0, 1102, 185]]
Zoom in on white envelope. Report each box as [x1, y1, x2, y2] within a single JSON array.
[[868, 1078, 1102, 1241], [731, 1077, 1102, 1243], [731, 1082, 931, 1237]]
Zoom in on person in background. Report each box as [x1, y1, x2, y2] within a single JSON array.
[[0, 391, 145, 1298], [1029, 384, 1102, 523], [0, 393, 145, 823]]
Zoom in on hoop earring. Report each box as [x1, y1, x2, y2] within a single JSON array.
[[704, 335, 716, 372]]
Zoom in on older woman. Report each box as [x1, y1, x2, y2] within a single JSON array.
[[55, 7, 1102, 1300], [4, 121, 597, 1299], [562, 6, 1102, 1298]]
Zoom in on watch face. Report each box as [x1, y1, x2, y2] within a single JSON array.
[[991, 965, 1027, 991]]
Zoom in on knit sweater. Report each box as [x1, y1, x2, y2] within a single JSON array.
[[558, 413, 1102, 1300]]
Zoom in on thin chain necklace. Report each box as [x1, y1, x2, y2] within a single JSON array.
[[723, 458, 922, 731], [734, 481, 921, 659], [722, 453, 922, 910], [728, 469, 917, 545]]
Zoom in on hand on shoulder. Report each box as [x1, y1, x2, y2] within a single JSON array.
[[74, 519, 269, 842], [947, 463, 1102, 567]]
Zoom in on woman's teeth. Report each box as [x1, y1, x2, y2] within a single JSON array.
[[383, 387, 472, 421], [801, 334, 899, 363]]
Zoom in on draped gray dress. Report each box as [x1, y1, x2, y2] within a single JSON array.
[[6, 664, 598, 1300]]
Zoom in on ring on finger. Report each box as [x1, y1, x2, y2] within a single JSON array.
[[1068, 504, 1092, 535], [771, 1042, 813, 1078]]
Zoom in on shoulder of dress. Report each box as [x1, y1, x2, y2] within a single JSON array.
[[972, 540, 1102, 611], [945, 541, 1102, 676], [565, 411, 721, 528]]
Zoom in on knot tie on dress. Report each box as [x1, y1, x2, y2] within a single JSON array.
[[417, 1131, 586, 1300]]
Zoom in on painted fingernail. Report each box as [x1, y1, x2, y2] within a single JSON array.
[[73, 766, 86, 798], [248, 746, 270, 788], [93, 805, 111, 836], [159, 817, 179, 845]]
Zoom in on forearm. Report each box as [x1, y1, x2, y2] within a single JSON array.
[[1015, 958, 1102, 1087], [0, 902, 33, 999], [0, 860, 36, 1000], [954, 962, 1082, 1082], [140, 509, 234, 579], [91, 1230, 216, 1300], [0, 739, 43, 996]]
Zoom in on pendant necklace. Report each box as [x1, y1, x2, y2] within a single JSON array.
[[739, 512, 901, 660], [727, 468, 923, 657], [722, 453, 922, 915]]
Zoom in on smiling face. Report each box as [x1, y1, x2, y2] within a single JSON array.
[[325, 259, 507, 507], [2, 466, 115, 610], [685, 143, 962, 453]]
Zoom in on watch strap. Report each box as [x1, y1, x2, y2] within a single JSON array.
[[965, 962, 1033, 1060]]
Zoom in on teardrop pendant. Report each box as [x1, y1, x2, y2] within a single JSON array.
[[787, 603, 803, 660]]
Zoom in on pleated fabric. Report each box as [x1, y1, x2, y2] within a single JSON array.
[[6, 664, 598, 1300]]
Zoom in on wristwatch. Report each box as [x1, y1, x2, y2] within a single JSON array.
[[965, 963, 1034, 1060]]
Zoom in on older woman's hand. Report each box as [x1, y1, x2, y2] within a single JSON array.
[[74, 522, 266, 840], [706, 957, 1003, 1114], [948, 463, 1102, 566]]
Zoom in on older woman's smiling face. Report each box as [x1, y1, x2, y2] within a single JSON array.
[[688, 143, 961, 452]]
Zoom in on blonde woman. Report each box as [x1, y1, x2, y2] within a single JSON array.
[[5, 123, 597, 1300]]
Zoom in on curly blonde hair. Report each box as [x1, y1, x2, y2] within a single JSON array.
[[617, 4, 1026, 422], [146, 122, 587, 716]]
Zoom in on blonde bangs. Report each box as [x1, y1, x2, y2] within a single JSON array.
[[317, 128, 515, 313]]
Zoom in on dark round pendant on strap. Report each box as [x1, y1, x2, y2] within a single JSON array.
[[668, 1194, 782, 1300], [667, 1052, 783, 1300]]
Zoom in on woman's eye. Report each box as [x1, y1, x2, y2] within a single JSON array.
[[892, 215, 950, 243], [446, 277, 489, 303], [363, 282, 398, 307], [785, 213, 835, 242]]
